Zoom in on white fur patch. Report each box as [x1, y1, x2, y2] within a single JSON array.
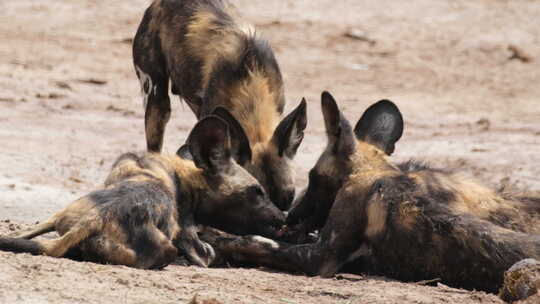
[[238, 23, 255, 36], [135, 65, 155, 109], [251, 236, 279, 249]]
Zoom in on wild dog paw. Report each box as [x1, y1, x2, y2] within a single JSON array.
[[181, 238, 216, 268]]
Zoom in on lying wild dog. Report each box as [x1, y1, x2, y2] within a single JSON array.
[[198, 91, 540, 292], [0, 116, 285, 268], [133, 0, 307, 210], [287, 95, 540, 238]]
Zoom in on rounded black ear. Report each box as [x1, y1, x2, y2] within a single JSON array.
[[321, 91, 355, 155], [187, 116, 232, 174], [271, 98, 307, 158], [354, 100, 403, 155], [211, 106, 252, 166]]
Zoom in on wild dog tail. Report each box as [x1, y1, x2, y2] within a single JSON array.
[[0, 237, 44, 255]]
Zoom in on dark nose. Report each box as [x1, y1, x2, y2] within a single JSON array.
[[274, 209, 286, 225], [273, 190, 295, 211], [266, 202, 286, 227]]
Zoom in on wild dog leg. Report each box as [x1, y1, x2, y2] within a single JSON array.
[[39, 209, 104, 257], [144, 77, 171, 152], [0, 208, 103, 258], [200, 189, 368, 277], [176, 205, 215, 267], [12, 196, 96, 240], [14, 217, 55, 239], [86, 223, 177, 269], [198, 226, 314, 273], [133, 11, 172, 153]]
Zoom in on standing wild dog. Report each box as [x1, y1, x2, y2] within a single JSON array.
[[0, 116, 285, 268], [199, 91, 540, 292], [133, 0, 307, 210]]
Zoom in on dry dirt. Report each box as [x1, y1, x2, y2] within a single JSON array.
[[1, 0, 539, 303]]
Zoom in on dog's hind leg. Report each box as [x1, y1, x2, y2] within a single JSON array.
[[0, 215, 96, 257], [15, 217, 56, 239], [38, 209, 104, 257], [14, 196, 97, 240], [0, 210, 102, 258]]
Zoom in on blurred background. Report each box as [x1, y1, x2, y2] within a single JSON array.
[[1, 0, 539, 223]]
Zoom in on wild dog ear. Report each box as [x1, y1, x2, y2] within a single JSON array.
[[211, 107, 252, 166], [187, 116, 232, 174], [271, 98, 307, 158], [354, 100, 403, 155], [321, 91, 355, 155]]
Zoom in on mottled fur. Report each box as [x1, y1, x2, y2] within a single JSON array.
[[0, 117, 285, 269], [200, 92, 540, 293], [133, 0, 306, 210], [1, 153, 181, 269]]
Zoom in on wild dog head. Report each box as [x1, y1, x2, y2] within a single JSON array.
[[244, 100, 307, 212], [205, 101, 307, 212], [185, 115, 286, 238], [287, 91, 403, 234]]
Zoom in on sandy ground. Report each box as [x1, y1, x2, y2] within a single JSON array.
[[1, 0, 539, 303]]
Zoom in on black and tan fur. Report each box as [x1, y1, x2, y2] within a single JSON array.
[[133, 0, 307, 210], [0, 116, 285, 269], [199, 92, 540, 293]]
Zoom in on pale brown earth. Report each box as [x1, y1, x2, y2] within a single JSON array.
[[1, 0, 539, 303]]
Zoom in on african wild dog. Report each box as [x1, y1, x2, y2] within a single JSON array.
[[0, 115, 285, 268], [198, 91, 540, 292], [133, 0, 307, 211]]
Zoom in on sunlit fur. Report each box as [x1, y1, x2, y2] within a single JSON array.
[[1, 152, 184, 269], [133, 0, 303, 211], [200, 95, 540, 293], [0, 148, 284, 268]]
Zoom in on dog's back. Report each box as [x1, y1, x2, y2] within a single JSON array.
[[397, 160, 540, 235], [133, 0, 284, 120], [133, 0, 307, 212], [350, 162, 540, 292]]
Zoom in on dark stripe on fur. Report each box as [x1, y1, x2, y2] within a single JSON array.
[[0, 237, 43, 255]]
